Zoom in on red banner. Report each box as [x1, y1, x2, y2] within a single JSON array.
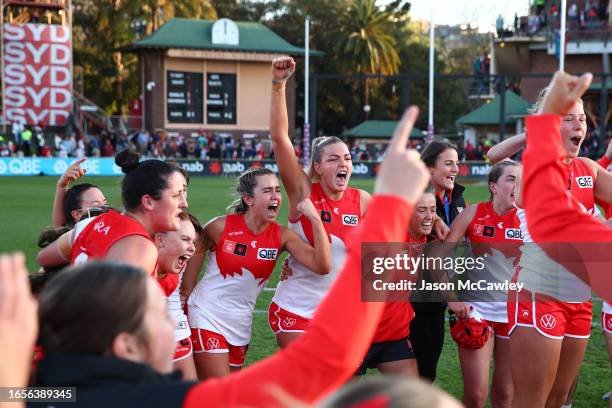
[[2, 23, 72, 126]]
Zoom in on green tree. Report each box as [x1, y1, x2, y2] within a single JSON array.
[[337, 0, 401, 119]]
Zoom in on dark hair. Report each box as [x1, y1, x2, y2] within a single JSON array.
[[320, 376, 451, 408], [227, 168, 276, 214], [38, 261, 149, 356], [420, 141, 459, 168], [115, 149, 180, 211], [488, 160, 520, 199], [32, 225, 72, 295], [307, 136, 347, 180], [63, 183, 99, 225], [184, 211, 203, 247]]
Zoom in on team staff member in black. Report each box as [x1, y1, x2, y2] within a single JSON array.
[[410, 141, 468, 382]]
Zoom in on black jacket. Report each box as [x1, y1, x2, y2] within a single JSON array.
[[434, 183, 467, 228], [29, 355, 195, 408]]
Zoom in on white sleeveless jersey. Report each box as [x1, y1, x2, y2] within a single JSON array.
[[272, 184, 362, 319], [271, 222, 347, 319], [167, 269, 190, 342], [187, 255, 269, 346], [516, 208, 591, 302], [187, 214, 281, 346]]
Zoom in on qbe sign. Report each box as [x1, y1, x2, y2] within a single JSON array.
[[2, 24, 72, 126]]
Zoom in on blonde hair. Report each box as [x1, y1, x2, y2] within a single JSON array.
[[227, 168, 275, 214], [307, 136, 347, 180], [530, 86, 583, 114]]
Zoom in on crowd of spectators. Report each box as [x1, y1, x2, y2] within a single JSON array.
[[503, 0, 612, 38], [0, 125, 282, 161]]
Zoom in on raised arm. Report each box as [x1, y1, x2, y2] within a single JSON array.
[[37, 230, 72, 267], [181, 217, 224, 301], [282, 199, 332, 275], [486, 133, 526, 164], [269, 57, 312, 209], [52, 158, 87, 226], [183, 107, 430, 407]]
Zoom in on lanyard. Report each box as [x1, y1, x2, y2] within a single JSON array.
[[443, 194, 451, 226]]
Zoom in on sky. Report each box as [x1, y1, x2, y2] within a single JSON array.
[[406, 0, 531, 33]]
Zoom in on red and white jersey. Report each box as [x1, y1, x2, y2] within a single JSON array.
[[463, 202, 521, 322], [168, 268, 190, 342], [70, 210, 156, 273], [187, 214, 282, 346], [373, 233, 424, 343], [272, 183, 362, 319], [517, 159, 595, 302]]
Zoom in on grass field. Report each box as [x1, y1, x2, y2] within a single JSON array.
[[0, 176, 610, 406]]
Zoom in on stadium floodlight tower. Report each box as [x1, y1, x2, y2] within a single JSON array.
[[1, 0, 73, 129]]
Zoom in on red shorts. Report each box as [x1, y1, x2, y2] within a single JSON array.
[[603, 311, 612, 334], [173, 337, 193, 362], [508, 289, 592, 339], [268, 302, 310, 334], [486, 320, 513, 339], [190, 328, 248, 367]]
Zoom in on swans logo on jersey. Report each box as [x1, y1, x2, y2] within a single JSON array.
[[93, 221, 110, 236], [342, 214, 359, 226], [321, 210, 332, 223], [457, 207, 464, 213], [257, 248, 278, 260], [497, 222, 504, 229], [223, 240, 247, 257], [333, 207, 339, 215], [251, 240, 257, 248], [505, 228, 523, 240], [540, 314, 557, 329], [575, 176, 593, 188]]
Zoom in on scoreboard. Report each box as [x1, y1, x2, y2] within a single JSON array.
[[166, 71, 203, 123], [206, 73, 236, 124]]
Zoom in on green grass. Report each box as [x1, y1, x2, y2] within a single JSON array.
[[0, 176, 609, 406]]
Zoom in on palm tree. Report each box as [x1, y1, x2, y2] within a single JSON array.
[[338, 0, 400, 119]]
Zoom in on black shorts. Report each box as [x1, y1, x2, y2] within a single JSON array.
[[355, 337, 415, 376]]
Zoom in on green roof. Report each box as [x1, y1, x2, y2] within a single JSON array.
[[343, 120, 425, 139], [456, 91, 531, 126], [588, 80, 612, 91], [130, 18, 321, 56]]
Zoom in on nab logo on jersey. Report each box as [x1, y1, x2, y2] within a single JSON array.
[[505, 228, 523, 240], [342, 214, 359, 226], [321, 210, 332, 223], [257, 248, 278, 261], [575, 176, 593, 189]]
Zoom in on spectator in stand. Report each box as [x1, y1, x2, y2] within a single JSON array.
[[74, 138, 86, 158], [569, 2, 579, 28], [101, 138, 115, 157], [0, 142, 11, 157], [255, 141, 265, 159], [496, 14, 505, 37], [208, 141, 221, 159], [21, 127, 33, 156], [587, 5, 598, 29], [136, 129, 150, 155], [12, 120, 24, 147]]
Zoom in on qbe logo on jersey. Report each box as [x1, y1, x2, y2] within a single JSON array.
[[575, 176, 593, 189], [342, 214, 359, 226], [504, 228, 523, 240], [257, 248, 278, 261]]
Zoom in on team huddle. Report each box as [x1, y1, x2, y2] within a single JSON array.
[[0, 59, 611, 408]]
